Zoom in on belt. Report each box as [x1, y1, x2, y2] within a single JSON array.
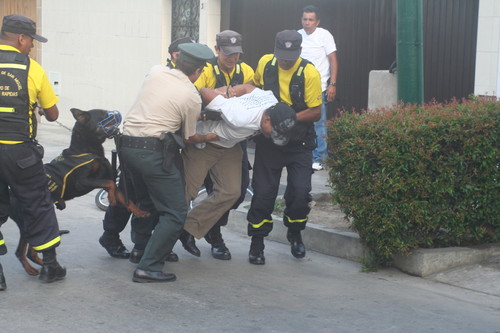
[[121, 135, 162, 152]]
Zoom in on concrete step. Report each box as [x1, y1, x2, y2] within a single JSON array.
[[227, 206, 500, 279]]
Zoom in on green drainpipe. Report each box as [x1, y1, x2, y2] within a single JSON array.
[[397, 0, 424, 104]]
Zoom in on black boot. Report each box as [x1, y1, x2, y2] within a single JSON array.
[[0, 262, 6, 291], [164, 251, 179, 262], [39, 249, 66, 283], [99, 234, 130, 259], [205, 226, 231, 260], [179, 230, 200, 257], [129, 247, 144, 264], [249, 236, 265, 265], [287, 230, 306, 259]]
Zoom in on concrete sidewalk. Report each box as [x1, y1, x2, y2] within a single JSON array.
[[0, 121, 498, 333]]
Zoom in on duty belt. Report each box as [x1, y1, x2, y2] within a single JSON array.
[[121, 135, 162, 152]]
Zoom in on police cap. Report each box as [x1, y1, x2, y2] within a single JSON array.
[[1, 14, 47, 43], [274, 30, 302, 61], [268, 103, 296, 146], [168, 37, 195, 55], [178, 43, 215, 67], [216, 30, 243, 55]]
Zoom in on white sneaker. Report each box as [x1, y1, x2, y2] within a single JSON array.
[[312, 162, 323, 171]]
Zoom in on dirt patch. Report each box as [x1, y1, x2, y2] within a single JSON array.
[[307, 193, 353, 232]]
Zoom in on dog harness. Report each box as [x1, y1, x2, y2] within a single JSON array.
[[44, 153, 99, 209]]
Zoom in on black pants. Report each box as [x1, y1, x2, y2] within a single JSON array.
[[102, 203, 131, 240], [102, 166, 159, 249], [0, 142, 60, 251], [247, 140, 313, 238], [102, 167, 133, 241]]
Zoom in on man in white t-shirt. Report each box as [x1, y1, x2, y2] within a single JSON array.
[[298, 4, 338, 171], [182, 85, 296, 240]]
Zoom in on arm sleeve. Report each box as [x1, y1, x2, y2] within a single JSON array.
[[182, 93, 203, 140], [194, 63, 216, 90], [304, 64, 323, 108], [241, 62, 255, 84], [253, 55, 272, 87], [323, 30, 337, 56], [28, 60, 58, 108]]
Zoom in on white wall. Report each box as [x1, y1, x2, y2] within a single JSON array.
[[39, 0, 171, 125], [199, 0, 221, 49], [475, 0, 500, 97]]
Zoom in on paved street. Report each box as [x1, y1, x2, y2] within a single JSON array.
[[0, 121, 499, 333]]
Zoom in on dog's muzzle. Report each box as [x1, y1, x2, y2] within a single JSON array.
[[98, 110, 122, 137]]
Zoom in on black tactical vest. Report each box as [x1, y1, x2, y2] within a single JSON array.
[[0, 50, 33, 141], [209, 58, 244, 88], [262, 57, 316, 146]]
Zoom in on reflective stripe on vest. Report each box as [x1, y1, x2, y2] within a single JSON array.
[[263, 56, 310, 112], [262, 57, 315, 142], [209, 58, 244, 88], [0, 50, 32, 142]]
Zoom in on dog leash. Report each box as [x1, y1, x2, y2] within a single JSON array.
[[35, 104, 73, 132], [55, 120, 73, 132]]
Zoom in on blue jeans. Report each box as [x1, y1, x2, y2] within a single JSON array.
[[313, 91, 328, 164]]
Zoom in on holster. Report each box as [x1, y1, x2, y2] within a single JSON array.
[[160, 132, 184, 173]]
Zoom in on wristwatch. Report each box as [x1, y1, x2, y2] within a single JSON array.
[[329, 82, 336, 86]]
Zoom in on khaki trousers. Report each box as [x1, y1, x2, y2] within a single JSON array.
[[182, 143, 242, 238]]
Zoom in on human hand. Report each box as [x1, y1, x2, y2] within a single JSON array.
[[214, 86, 228, 97], [205, 133, 218, 142], [36, 105, 45, 116], [326, 85, 336, 102]]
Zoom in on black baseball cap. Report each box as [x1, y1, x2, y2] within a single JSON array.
[[168, 37, 195, 54], [274, 30, 302, 61], [216, 30, 243, 55], [268, 103, 296, 146], [1, 14, 47, 43], [178, 43, 215, 67]]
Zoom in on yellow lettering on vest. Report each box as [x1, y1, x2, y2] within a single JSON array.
[[1, 91, 18, 96]]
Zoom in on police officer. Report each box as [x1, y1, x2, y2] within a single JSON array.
[[120, 43, 215, 283], [247, 30, 322, 265], [182, 30, 255, 261], [98, 37, 195, 263], [0, 14, 66, 286]]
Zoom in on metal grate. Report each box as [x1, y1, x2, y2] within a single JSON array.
[[172, 0, 200, 41]]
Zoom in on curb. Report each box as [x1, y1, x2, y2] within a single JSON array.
[[227, 206, 367, 262], [227, 204, 500, 278], [393, 243, 500, 277]]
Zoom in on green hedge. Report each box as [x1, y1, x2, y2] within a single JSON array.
[[327, 97, 500, 268]]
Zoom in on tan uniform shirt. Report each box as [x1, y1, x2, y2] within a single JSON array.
[[123, 65, 201, 140]]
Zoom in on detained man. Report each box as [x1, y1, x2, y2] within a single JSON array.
[[182, 85, 296, 242]]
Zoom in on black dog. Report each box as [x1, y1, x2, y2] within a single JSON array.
[[5, 108, 148, 276]]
